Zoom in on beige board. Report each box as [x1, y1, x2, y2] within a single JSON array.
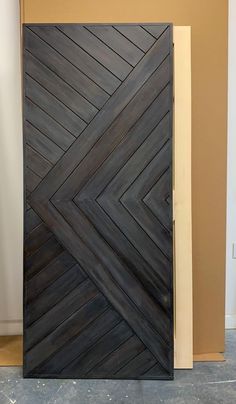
[[173, 26, 193, 369]]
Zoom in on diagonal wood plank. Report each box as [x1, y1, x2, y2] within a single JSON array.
[[25, 236, 63, 280], [25, 145, 52, 178], [25, 75, 87, 136], [25, 168, 41, 193], [25, 120, 64, 165], [142, 25, 169, 39], [58, 25, 132, 80], [25, 50, 98, 122], [143, 168, 172, 231], [25, 264, 86, 326], [25, 278, 97, 352], [63, 321, 133, 376], [114, 25, 155, 51], [119, 141, 172, 259], [30, 26, 121, 94], [24, 294, 109, 374], [25, 98, 75, 150], [33, 308, 123, 375], [25, 223, 52, 258], [87, 25, 144, 66], [25, 208, 41, 235], [26, 250, 77, 302], [87, 335, 144, 377], [114, 349, 160, 379], [24, 28, 109, 108]]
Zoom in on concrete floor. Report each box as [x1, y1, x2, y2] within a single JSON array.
[[0, 331, 235, 404]]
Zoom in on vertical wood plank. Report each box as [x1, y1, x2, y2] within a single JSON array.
[[173, 26, 193, 369]]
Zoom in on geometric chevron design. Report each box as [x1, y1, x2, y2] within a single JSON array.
[[23, 23, 173, 379]]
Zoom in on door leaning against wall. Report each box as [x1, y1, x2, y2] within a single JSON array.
[[23, 23, 173, 379]]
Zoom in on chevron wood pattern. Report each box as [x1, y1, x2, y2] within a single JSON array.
[[23, 23, 173, 380]]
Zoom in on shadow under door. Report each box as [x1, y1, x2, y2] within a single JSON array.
[[23, 23, 173, 379]]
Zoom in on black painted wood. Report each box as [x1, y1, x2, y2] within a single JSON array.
[[23, 23, 174, 380]]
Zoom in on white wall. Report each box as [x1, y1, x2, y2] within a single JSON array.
[[226, 0, 236, 329], [0, 0, 23, 335]]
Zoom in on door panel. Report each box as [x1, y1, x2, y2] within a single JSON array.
[[23, 23, 173, 379]]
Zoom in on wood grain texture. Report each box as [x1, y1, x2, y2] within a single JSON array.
[[173, 26, 193, 369], [23, 23, 173, 379]]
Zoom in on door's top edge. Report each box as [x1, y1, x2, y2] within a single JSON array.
[[22, 22, 173, 26]]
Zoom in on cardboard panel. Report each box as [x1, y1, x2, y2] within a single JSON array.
[[20, 0, 228, 354]]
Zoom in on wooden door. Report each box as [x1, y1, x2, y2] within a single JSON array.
[[23, 23, 173, 379]]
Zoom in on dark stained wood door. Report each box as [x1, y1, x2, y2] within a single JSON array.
[[23, 23, 173, 379]]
